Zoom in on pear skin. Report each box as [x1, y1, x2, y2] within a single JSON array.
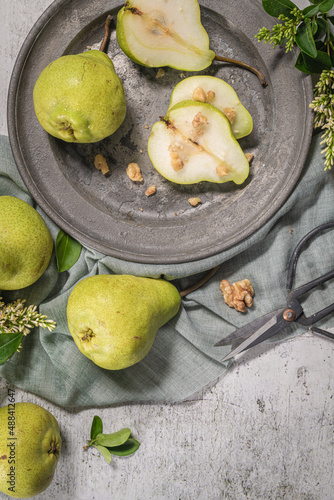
[[67, 274, 181, 370], [33, 50, 126, 143], [0, 196, 53, 290], [0, 403, 61, 498]]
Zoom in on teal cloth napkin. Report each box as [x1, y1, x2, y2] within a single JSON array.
[[0, 133, 333, 407]]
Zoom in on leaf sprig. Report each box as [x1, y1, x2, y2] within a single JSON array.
[[84, 415, 140, 464], [256, 0, 334, 170], [0, 298, 56, 364]]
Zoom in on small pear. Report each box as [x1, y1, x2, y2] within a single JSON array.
[[0, 196, 53, 290], [148, 100, 249, 185], [67, 274, 181, 370], [168, 75, 253, 139], [33, 50, 126, 143], [116, 0, 215, 71], [0, 402, 61, 498]]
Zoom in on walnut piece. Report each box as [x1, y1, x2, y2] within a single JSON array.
[[245, 152, 254, 163], [188, 197, 202, 207], [126, 162, 143, 182], [222, 107, 236, 124], [216, 163, 229, 177], [94, 154, 109, 175], [220, 279, 254, 312], [192, 112, 208, 129], [145, 185, 156, 197], [207, 90, 215, 101], [192, 87, 207, 103]]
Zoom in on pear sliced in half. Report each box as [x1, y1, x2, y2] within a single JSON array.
[[168, 75, 253, 139], [116, 0, 215, 71], [148, 101, 249, 185]]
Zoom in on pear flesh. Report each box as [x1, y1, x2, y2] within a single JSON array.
[[148, 101, 249, 185], [33, 50, 126, 143], [0, 402, 61, 498], [116, 0, 215, 71], [67, 274, 181, 370], [168, 75, 253, 139], [0, 196, 53, 290]]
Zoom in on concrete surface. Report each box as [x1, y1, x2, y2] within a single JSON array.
[[2, 1, 334, 499]]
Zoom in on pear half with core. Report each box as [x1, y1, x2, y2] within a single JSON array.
[[148, 101, 249, 185], [33, 50, 126, 143], [0, 196, 53, 290], [168, 75, 253, 139], [0, 402, 61, 498], [67, 274, 181, 370], [116, 0, 215, 71]]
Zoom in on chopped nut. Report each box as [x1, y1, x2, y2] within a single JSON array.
[[192, 87, 207, 103], [222, 107, 236, 124], [245, 152, 254, 163], [145, 185, 156, 197], [207, 90, 215, 101], [94, 154, 109, 175], [171, 157, 184, 171], [126, 162, 143, 182], [216, 163, 229, 177], [192, 112, 208, 129], [220, 279, 254, 312], [188, 197, 202, 207], [156, 68, 165, 79], [144, 125, 149, 129]]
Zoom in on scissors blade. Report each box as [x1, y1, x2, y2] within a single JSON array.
[[214, 309, 284, 347], [220, 308, 287, 363]]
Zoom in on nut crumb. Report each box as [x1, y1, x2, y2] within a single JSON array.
[[216, 163, 229, 177], [139, 207, 143, 212], [94, 154, 109, 175], [207, 90, 215, 101], [192, 112, 208, 129], [145, 185, 156, 197], [245, 152, 254, 163], [220, 279, 254, 312], [192, 87, 207, 103], [188, 197, 202, 207], [144, 125, 149, 129], [222, 107, 236, 124], [156, 68, 165, 78], [127, 163, 143, 182]]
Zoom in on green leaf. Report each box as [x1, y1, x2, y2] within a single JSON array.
[[296, 49, 332, 73], [295, 19, 318, 58], [0, 333, 23, 364], [95, 428, 131, 448], [90, 415, 103, 440], [262, 0, 298, 18], [328, 15, 334, 25], [55, 230, 82, 272], [303, 4, 319, 16], [94, 445, 112, 464], [108, 438, 141, 457], [319, 0, 334, 12]]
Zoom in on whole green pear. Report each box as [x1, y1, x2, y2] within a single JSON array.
[[33, 50, 126, 143], [0, 402, 61, 498], [0, 196, 53, 290], [67, 274, 181, 370]]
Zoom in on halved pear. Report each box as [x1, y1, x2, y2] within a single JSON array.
[[147, 101, 249, 185], [168, 75, 253, 139], [116, 0, 215, 71]]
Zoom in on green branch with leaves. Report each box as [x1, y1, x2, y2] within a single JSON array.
[[256, 0, 334, 170]]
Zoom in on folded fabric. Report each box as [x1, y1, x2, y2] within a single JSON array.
[[0, 133, 333, 407]]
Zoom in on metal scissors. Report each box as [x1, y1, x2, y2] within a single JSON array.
[[215, 221, 334, 362]]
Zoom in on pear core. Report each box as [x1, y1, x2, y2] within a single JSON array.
[[0, 403, 61, 498], [33, 50, 126, 143], [0, 196, 53, 290], [67, 274, 181, 370]]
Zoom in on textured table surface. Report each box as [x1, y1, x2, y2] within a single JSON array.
[[2, 1, 334, 499]]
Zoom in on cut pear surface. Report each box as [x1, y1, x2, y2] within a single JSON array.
[[116, 0, 215, 71], [148, 101, 250, 185], [168, 75, 253, 139]]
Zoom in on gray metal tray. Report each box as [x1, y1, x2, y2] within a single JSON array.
[[7, 0, 314, 264]]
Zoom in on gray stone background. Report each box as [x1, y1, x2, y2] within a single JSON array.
[[2, 1, 334, 499]]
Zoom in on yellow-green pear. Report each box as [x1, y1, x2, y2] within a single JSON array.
[[0, 196, 53, 290], [33, 50, 126, 143], [0, 402, 61, 498], [67, 274, 181, 370]]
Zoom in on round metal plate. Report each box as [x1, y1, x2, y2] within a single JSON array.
[[7, 0, 314, 264]]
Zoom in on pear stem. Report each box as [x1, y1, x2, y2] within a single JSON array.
[[180, 264, 221, 298], [214, 54, 268, 88], [99, 15, 113, 53]]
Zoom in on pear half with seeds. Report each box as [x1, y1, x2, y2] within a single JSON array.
[[168, 75, 253, 139], [148, 100, 249, 185], [116, 0, 215, 71]]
